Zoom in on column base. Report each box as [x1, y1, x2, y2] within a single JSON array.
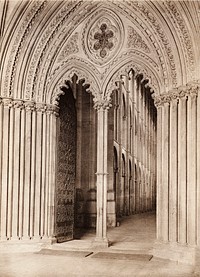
[[92, 237, 110, 249], [152, 240, 196, 265], [50, 236, 57, 245], [194, 247, 200, 274], [0, 237, 53, 253]]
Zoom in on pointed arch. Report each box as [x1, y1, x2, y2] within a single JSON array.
[[46, 57, 101, 105], [102, 54, 162, 106]]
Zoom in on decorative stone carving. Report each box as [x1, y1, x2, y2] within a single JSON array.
[[93, 97, 112, 111], [153, 80, 200, 107], [57, 33, 79, 63], [82, 9, 124, 66], [2, 98, 13, 108], [46, 104, 59, 116], [127, 26, 150, 53], [3, 1, 47, 98], [32, 1, 95, 102], [24, 101, 36, 111], [164, 1, 195, 74], [93, 23, 114, 58], [13, 100, 24, 109], [35, 103, 47, 113], [0, 97, 59, 115], [24, 1, 83, 100], [128, 1, 177, 86]]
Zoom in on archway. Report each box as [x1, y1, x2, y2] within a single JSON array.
[[0, 1, 199, 266], [105, 69, 157, 243], [55, 75, 98, 241]]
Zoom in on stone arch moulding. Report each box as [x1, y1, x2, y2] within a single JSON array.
[[46, 57, 101, 106], [102, 54, 162, 103]]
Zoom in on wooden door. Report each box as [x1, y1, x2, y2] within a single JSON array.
[[56, 88, 76, 242]]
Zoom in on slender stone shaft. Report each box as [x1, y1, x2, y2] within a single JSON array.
[[1, 103, 9, 239], [178, 97, 187, 244], [7, 105, 14, 239], [156, 106, 162, 240], [94, 105, 109, 246], [169, 99, 178, 242], [161, 103, 169, 241], [19, 108, 25, 239], [12, 104, 21, 239], [187, 94, 197, 245]]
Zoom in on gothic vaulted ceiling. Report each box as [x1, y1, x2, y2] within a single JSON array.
[[0, 0, 200, 105]]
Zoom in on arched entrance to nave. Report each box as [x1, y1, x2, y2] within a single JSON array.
[[107, 70, 157, 225]]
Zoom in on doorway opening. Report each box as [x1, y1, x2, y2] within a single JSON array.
[[55, 75, 97, 242]]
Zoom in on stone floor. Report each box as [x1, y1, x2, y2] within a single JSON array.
[[0, 212, 197, 277]]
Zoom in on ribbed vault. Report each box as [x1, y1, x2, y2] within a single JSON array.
[[0, 0, 200, 104]]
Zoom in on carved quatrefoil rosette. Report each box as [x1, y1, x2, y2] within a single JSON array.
[[82, 10, 124, 66]]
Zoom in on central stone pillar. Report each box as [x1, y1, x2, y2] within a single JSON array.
[[93, 100, 110, 248]]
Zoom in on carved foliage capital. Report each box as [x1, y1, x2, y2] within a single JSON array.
[[0, 97, 60, 116], [13, 100, 24, 109], [93, 97, 112, 111], [153, 81, 200, 107], [46, 104, 59, 116], [2, 98, 14, 108], [35, 103, 47, 112], [24, 101, 35, 111]]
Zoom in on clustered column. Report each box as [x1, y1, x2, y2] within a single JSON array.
[[93, 100, 110, 247], [155, 81, 200, 248], [0, 97, 58, 241]]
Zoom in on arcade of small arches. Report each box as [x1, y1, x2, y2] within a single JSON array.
[[0, 0, 200, 268]]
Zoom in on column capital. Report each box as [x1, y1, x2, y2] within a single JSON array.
[[13, 100, 24, 109], [93, 98, 112, 111], [35, 103, 47, 113], [24, 101, 35, 111], [46, 104, 59, 116], [2, 97, 13, 108], [153, 80, 200, 107]]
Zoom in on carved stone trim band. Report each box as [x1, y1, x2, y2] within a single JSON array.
[[153, 81, 200, 107], [0, 97, 59, 115]]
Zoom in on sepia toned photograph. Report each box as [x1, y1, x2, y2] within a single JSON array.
[[0, 0, 200, 276]]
